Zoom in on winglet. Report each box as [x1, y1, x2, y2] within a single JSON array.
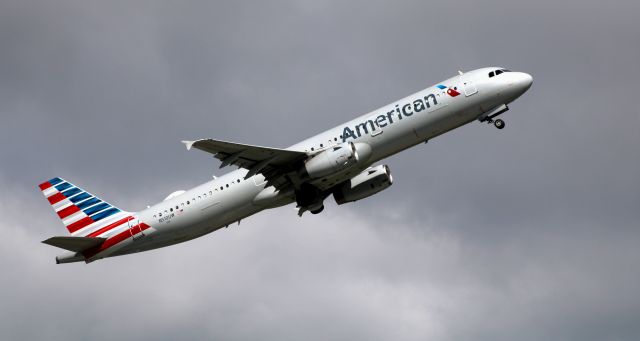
[[181, 140, 196, 151]]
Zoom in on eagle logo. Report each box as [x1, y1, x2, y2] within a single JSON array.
[[436, 84, 460, 97]]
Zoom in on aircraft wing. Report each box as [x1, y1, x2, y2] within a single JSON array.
[[182, 139, 308, 189]]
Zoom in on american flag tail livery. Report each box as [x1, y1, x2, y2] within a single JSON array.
[[38, 177, 147, 263]]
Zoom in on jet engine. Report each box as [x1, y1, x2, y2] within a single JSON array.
[[333, 164, 393, 205], [304, 142, 372, 179], [304, 142, 358, 179]]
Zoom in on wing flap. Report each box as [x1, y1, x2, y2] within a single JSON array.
[[42, 236, 106, 253]]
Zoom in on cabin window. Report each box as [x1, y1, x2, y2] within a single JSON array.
[[209, 191, 212, 195], [220, 186, 223, 190], [159, 213, 162, 217], [237, 179, 240, 183], [187, 201, 190, 205], [170, 208, 173, 212], [226, 184, 229, 188], [334, 137, 337, 141], [175, 206, 179, 210], [320, 144, 323, 148], [311, 147, 315, 151]]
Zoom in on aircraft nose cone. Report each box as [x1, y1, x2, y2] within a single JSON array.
[[518, 72, 533, 92], [501, 71, 533, 103]]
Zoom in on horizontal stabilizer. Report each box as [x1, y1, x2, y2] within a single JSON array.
[[42, 236, 106, 253]]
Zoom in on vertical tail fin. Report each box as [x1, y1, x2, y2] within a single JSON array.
[[38, 177, 132, 237]]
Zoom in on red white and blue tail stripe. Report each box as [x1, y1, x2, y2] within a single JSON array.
[[38, 177, 132, 237]]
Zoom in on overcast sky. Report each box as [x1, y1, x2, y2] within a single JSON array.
[[1, 1, 640, 340]]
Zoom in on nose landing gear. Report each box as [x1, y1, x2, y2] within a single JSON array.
[[483, 117, 506, 129], [478, 104, 509, 130]]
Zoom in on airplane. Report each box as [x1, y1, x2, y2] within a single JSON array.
[[39, 67, 532, 264]]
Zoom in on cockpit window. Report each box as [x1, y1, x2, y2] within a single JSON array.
[[489, 69, 511, 78]]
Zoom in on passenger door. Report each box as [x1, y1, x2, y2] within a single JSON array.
[[461, 74, 478, 96]]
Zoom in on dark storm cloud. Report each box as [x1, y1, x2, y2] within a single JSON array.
[[1, 1, 640, 340]]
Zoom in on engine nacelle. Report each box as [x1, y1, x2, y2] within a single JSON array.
[[333, 164, 393, 205], [304, 142, 359, 179]]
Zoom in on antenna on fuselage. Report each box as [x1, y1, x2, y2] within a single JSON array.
[[458, 70, 464, 75]]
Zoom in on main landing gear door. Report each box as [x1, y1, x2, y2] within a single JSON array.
[[461, 74, 478, 96], [128, 218, 144, 240]]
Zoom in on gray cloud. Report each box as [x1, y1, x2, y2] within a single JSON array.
[[1, 1, 640, 340]]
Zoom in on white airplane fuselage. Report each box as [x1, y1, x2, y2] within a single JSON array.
[[49, 67, 532, 263]]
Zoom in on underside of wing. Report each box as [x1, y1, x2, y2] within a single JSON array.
[[182, 139, 309, 190]]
